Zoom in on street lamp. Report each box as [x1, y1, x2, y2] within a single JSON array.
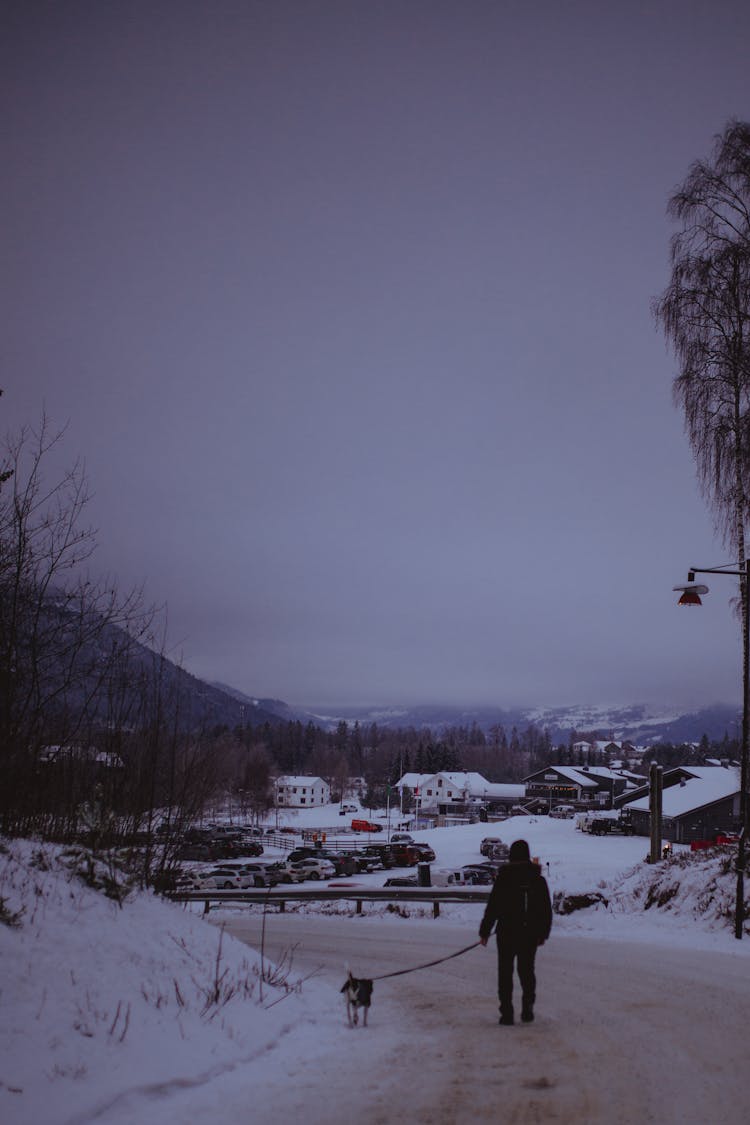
[[674, 562, 749, 939]]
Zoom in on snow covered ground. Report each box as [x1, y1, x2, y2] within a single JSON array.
[[2, 805, 748, 1124]]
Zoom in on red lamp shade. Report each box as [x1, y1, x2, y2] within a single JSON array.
[[678, 589, 703, 606]]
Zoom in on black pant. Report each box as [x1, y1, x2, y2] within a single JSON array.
[[496, 933, 538, 1019]]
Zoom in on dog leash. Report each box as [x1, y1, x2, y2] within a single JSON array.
[[369, 940, 483, 982]]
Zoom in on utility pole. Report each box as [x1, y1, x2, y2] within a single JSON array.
[[649, 762, 663, 863]]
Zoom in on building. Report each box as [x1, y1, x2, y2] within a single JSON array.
[[622, 765, 741, 843], [523, 763, 639, 809], [275, 775, 330, 808], [397, 771, 525, 815]]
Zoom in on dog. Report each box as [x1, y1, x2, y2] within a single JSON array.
[[341, 969, 373, 1027]]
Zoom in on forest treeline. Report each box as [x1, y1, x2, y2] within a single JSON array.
[[207, 717, 737, 814]]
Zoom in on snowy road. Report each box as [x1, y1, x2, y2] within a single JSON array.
[[217, 913, 749, 1125]]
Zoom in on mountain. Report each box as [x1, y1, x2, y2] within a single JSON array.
[[299, 700, 743, 746], [209, 683, 318, 726], [13, 594, 294, 734]]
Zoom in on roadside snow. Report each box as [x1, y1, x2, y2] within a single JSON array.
[[0, 839, 340, 1125]]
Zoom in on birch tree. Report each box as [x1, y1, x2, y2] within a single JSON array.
[[654, 120, 750, 584]]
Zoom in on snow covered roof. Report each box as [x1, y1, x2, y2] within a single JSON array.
[[396, 771, 524, 800], [576, 766, 627, 782], [276, 776, 328, 787], [397, 773, 431, 789], [625, 767, 740, 818], [530, 765, 599, 788], [397, 771, 487, 791], [440, 771, 488, 790]]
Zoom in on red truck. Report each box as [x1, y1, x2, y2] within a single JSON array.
[[690, 833, 740, 851], [351, 818, 383, 833]]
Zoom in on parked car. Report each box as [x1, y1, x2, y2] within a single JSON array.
[[239, 863, 279, 887], [430, 868, 472, 887], [351, 818, 383, 833], [320, 850, 360, 876], [590, 816, 635, 836], [339, 803, 358, 815], [202, 861, 278, 888], [287, 857, 336, 881], [200, 837, 238, 856], [549, 805, 576, 819], [273, 861, 310, 884], [384, 874, 418, 887], [461, 864, 496, 885], [287, 847, 319, 862], [480, 836, 504, 857], [362, 844, 395, 869], [389, 843, 422, 866], [411, 843, 436, 862], [390, 832, 414, 845], [177, 843, 212, 861], [206, 825, 243, 839], [193, 868, 247, 890], [358, 848, 387, 872]]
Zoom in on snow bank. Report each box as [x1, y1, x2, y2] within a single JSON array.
[[0, 838, 338, 1125]]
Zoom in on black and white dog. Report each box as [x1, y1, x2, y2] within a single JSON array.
[[341, 970, 373, 1027]]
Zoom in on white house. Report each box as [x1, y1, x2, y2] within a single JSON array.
[[275, 775, 330, 808], [397, 771, 525, 811]]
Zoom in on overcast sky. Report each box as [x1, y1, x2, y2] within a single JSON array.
[[3, 1, 750, 712]]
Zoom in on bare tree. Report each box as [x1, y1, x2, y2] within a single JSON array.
[[654, 121, 750, 578], [0, 417, 154, 835], [0, 389, 12, 491]]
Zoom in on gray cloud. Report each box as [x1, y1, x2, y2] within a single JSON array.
[[3, 0, 749, 710]]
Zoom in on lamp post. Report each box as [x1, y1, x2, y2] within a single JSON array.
[[674, 561, 749, 939]]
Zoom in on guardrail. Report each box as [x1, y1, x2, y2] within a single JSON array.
[[170, 885, 490, 919]]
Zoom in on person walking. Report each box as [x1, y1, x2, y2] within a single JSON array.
[[479, 838, 552, 1025]]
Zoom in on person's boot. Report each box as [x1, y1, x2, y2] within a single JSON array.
[[521, 1001, 534, 1023], [499, 1007, 514, 1025]]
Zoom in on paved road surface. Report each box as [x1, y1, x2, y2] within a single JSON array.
[[219, 912, 748, 1124]]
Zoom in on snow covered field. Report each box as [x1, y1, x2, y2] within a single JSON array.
[[2, 805, 748, 1124]]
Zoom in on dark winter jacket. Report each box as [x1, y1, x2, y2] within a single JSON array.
[[479, 860, 552, 945]]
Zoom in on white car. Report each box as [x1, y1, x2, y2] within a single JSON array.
[[218, 861, 279, 887], [390, 832, 414, 844], [193, 867, 247, 890], [195, 862, 278, 889], [549, 805, 576, 819], [274, 860, 313, 884], [288, 857, 336, 881]]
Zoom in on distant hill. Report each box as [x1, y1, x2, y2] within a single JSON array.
[[297, 700, 742, 746], [209, 683, 318, 727], [20, 595, 294, 733]]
